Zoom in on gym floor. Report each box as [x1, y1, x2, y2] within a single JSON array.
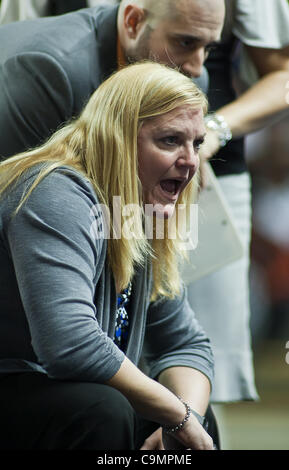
[[213, 340, 289, 450]]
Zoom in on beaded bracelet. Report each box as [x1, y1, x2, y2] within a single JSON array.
[[162, 397, 192, 434]]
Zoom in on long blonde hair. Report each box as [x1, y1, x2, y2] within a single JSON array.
[[0, 61, 207, 300]]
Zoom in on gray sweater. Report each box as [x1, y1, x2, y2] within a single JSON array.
[[0, 166, 214, 387]]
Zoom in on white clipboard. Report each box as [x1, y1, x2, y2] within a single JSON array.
[[181, 163, 245, 284]]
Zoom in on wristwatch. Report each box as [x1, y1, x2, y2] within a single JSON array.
[[205, 113, 232, 147], [191, 409, 209, 431]]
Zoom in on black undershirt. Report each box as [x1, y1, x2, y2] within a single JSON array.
[[205, 37, 248, 177]]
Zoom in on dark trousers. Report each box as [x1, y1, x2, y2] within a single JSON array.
[[0, 372, 220, 450]]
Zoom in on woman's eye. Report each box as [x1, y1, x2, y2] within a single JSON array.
[[194, 139, 204, 151], [161, 136, 178, 146], [179, 40, 190, 48]]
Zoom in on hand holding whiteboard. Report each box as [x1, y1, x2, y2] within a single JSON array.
[[181, 163, 245, 284]]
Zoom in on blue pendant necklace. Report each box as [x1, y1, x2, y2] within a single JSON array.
[[114, 282, 132, 351]]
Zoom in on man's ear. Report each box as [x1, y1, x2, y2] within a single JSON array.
[[123, 5, 147, 38]]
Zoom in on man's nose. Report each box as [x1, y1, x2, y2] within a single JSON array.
[[181, 48, 205, 78]]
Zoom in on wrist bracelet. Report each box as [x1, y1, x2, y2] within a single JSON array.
[[205, 113, 232, 147], [163, 397, 207, 434], [162, 397, 191, 434]]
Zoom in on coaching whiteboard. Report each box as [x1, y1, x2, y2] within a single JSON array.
[[181, 163, 245, 284]]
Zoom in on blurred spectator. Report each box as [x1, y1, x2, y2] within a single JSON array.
[[187, 0, 289, 405], [247, 119, 289, 340]]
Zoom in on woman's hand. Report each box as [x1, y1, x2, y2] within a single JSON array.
[[140, 417, 214, 451], [198, 129, 220, 190], [106, 358, 214, 450], [140, 427, 164, 450], [163, 414, 214, 450], [200, 128, 220, 162], [140, 417, 214, 450]]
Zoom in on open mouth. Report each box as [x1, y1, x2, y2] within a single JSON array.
[[160, 179, 184, 196]]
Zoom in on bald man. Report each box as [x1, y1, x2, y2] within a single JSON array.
[[0, 0, 224, 158]]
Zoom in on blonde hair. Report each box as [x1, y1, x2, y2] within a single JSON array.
[[0, 61, 207, 300]]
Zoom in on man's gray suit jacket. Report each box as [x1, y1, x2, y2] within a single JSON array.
[[0, 4, 119, 159]]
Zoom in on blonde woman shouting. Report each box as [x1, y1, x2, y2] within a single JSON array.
[[0, 62, 216, 451]]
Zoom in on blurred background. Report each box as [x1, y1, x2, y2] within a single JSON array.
[[0, 0, 288, 451], [214, 117, 289, 450]]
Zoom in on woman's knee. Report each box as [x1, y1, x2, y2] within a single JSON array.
[[0, 374, 137, 450], [47, 382, 137, 450]]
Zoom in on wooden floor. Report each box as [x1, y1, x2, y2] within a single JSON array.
[[213, 340, 289, 450]]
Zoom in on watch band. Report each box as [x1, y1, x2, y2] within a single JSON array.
[[190, 408, 206, 427], [205, 113, 232, 147]]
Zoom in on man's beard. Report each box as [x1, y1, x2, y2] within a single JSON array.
[[125, 25, 154, 63], [124, 25, 191, 78]]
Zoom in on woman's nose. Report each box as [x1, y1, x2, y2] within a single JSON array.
[[176, 145, 199, 171]]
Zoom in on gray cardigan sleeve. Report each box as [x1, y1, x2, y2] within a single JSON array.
[[5, 169, 125, 381], [143, 288, 214, 389]]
